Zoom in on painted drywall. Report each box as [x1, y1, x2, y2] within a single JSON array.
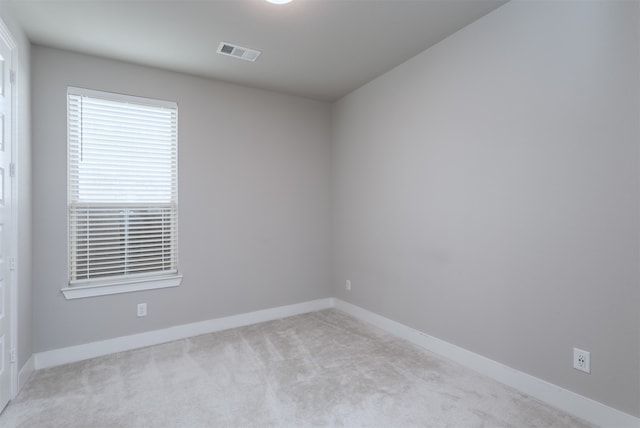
[[332, 0, 640, 417], [0, 3, 32, 374], [31, 46, 332, 352]]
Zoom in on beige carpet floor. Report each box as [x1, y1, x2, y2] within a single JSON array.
[[0, 309, 593, 427]]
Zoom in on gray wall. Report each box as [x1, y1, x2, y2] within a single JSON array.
[[0, 2, 32, 372], [332, 0, 640, 417], [31, 46, 332, 352]]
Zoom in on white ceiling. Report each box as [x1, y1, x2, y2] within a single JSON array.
[[11, 0, 507, 101]]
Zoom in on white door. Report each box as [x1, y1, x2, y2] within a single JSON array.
[[0, 28, 13, 413]]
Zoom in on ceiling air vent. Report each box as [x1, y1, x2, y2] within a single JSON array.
[[216, 42, 261, 62]]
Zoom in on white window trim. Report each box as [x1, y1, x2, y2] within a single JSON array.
[[62, 274, 183, 300], [67, 86, 177, 110], [64, 87, 180, 299]]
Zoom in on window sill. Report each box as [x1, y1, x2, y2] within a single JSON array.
[[61, 274, 182, 300]]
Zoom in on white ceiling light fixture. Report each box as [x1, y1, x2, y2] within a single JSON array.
[[266, 0, 292, 4]]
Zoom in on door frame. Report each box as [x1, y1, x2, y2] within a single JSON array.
[[0, 17, 18, 400]]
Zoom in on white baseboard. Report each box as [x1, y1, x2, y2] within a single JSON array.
[[17, 354, 34, 393], [334, 299, 639, 428], [34, 297, 333, 370], [29, 296, 639, 427]]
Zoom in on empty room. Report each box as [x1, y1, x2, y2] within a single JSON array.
[[0, 0, 638, 426]]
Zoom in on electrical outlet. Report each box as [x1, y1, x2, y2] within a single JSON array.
[[345, 280, 351, 291], [137, 303, 147, 317], [573, 348, 590, 373]]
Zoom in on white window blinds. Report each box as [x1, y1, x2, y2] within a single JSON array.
[[67, 87, 178, 285]]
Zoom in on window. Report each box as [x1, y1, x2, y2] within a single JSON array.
[[63, 87, 181, 299]]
